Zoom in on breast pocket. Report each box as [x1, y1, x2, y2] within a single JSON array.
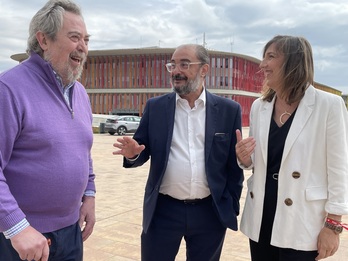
[[214, 132, 230, 141], [212, 133, 231, 159]]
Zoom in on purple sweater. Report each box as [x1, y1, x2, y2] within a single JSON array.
[[0, 53, 95, 233]]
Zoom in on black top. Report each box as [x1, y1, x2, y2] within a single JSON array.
[[267, 109, 296, 176]]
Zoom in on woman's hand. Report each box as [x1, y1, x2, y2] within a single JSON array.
[[235, 129, 256, 168]]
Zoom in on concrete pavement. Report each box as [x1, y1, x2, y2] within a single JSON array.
[[84, 131, 348, 261]]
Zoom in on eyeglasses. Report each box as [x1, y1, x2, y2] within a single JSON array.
[[165, 61, 203, 73]]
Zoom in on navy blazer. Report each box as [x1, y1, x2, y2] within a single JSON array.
[[124, 90, 244, 233]]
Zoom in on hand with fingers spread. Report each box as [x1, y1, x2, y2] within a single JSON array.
[[112, 136, 145, 159], [235, 129, 256, 168]]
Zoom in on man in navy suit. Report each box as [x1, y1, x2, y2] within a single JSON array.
[[113, 44, 244, 261]]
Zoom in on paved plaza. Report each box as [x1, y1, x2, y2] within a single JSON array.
[[84, 130, 348, 261]]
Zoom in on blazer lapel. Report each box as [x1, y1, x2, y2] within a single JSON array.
[[165, 93, 176, 154], [282, 85, 315, 162], [259, 98, 274, 165], [205, 91, 218, 163]]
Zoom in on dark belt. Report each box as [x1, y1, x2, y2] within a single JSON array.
[[159, 193, 212, 205]]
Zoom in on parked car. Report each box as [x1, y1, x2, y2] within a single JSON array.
[[104, 115, 141, 135]]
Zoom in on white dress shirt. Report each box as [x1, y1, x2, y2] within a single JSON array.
[[159, 89, 211, 200]]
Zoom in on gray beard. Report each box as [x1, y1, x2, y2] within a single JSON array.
[[172, 73, 201, 95], [44, 53, 85, 85]]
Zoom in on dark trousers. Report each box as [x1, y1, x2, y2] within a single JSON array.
[[250, 239, 318, 261], [141, 194, 226, 261], [0, 222, 83, 261]]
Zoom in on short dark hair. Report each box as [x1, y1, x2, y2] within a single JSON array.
[[176, 44, 210, 65]]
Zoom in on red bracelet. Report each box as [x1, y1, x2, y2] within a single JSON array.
[[326, 217, 348, 231]]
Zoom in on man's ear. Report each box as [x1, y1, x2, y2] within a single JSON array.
[[201, 63, 209, 77], [36, 31, 48, 51]]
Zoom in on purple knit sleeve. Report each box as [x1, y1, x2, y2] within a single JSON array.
[[0, 81, 27, 231]]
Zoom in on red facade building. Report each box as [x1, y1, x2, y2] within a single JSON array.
[[12, 47, 342, 126], [80, 48, 263, 126]]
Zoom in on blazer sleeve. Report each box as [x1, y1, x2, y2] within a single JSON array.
[[325, 95, 348, 214]]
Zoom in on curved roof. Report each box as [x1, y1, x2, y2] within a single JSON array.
[[11, 47, 261, 64], [10, 48, 341, 94]]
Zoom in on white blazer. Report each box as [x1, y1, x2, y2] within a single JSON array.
[[240, 85, 348, 250]]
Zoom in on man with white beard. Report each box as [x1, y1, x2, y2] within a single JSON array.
[[0, 1, 96, 260]]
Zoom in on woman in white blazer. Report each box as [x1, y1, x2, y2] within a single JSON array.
[[236, 35, 348, 260]]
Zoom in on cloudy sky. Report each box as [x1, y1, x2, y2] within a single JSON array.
[[1, 0, 347, 93]]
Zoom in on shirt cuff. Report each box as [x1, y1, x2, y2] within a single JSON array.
[[3, 219, 30, 239], [237, 158, 254, 170], [126, 154, 140, 162], [84, 190, 96, 197]]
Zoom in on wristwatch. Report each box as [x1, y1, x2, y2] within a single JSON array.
[[324, 221, 343, 234]]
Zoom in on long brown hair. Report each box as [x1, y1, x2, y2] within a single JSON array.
[[261, 35, 314, 103]]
